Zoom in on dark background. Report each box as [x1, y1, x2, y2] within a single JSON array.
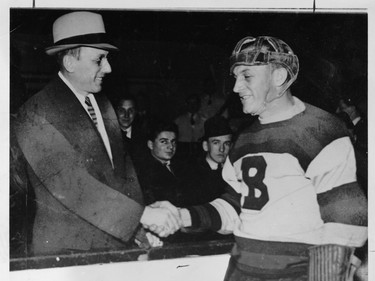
[[10, 9, 367, 119]]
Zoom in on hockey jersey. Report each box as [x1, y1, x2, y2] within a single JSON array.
[[188, 97, 367, 247]]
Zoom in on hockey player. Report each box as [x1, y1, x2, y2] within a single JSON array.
[[155, 36, 368, 280]]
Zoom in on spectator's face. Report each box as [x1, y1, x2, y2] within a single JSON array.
[[148, 131, 177, 162], [117, 100, 136, 129], [203, 134, 232, 164], [68, 47, 112, 95], [232, 64, 273, 115], [337, 99, 355, 118]]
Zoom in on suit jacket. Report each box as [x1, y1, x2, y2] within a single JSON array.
[[121, 122, 148, 173], [12, 76, 144, 255], [182, 157, 228, 206], [137, 153, 185, 206], [353, 117, 368, 193], [353, 117, 367, 152]]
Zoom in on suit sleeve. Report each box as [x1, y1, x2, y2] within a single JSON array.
[[14, 110, 144, 242]]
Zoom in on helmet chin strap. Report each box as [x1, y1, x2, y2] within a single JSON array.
[[250, 88, 285, 117], [251, 101, 267, 116], [251, 76, 296, 117]]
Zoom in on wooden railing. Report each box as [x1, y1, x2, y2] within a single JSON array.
[[10, 236, 234, 271]]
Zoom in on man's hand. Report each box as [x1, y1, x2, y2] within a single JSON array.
[[149, 201, 180, 218], [150, 202, 192, 228], [140, 202, 182, 237], [145, 232, 163, 247]]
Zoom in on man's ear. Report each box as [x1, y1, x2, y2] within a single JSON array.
[[63, 55, 76, 73], [272, 67, 288, 87], [147, 140, 153, 150], [202, 140, 208, 152]]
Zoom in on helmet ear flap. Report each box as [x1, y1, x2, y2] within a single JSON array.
[[271, 67, 288, 87]]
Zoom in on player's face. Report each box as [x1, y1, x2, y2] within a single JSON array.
[[149, 131, 177, 162], [204, 134, 232, 164], [232, 64, 272, 115], [117, 100, 136, 130], [70, 47, 112, 95]]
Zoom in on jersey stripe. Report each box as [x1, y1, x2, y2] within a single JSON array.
[[230, 103, 348, 171]]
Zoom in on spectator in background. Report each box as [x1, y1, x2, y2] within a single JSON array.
[[335, 79, 367, 196], [115, 94, 148, 171], [198, 91, 228, 120], [184, 115, 233, 205], [336, 96, 367, 151], [335, 78, 368, 279], [335, 111, 355, 143], [138, 118, 233, 243], [174, 94, 206, 161], [137, 121, 185, 206]]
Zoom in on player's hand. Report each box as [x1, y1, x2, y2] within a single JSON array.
[[148, 201, 183, 236], [145, 231, 163, 247], [149, 201, 180, 219], [140, 205, 182, 237]]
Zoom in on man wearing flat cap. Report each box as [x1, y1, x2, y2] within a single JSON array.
[[10, 11, 181, 256]]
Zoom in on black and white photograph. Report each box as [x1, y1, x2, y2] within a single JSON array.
[[3, 1, 373, 280]]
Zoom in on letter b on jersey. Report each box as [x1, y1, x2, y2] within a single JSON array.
[[241, 156, 269, 210]]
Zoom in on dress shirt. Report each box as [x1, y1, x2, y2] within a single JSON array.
[[123, 126, 132, 139], [58, 71, 114, 167], [352, 116, 361, 126], [205, 155, 221, 170]]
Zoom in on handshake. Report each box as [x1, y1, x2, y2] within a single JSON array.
[[140, 201, 191, 238]]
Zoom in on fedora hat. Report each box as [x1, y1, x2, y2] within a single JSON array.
[[45, 11, 119, 55], [203, 115, 232, 140]]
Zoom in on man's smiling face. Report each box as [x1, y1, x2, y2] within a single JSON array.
[[69, 47, 112, 96], [232, 64, 273, 115]]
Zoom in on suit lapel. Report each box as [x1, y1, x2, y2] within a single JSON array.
[[43, 77, 112, 169], [95, 94, 126, 174]]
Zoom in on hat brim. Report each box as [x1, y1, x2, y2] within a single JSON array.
[[45, 43, 119, 55]]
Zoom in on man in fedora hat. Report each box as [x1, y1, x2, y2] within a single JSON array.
[[11, 11, 181, 256], [182, 115, 233, 206]]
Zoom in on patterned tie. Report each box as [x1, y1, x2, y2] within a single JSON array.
[[85, 96, 98, 127]]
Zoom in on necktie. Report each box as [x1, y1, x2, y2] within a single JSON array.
[[164, 162, 174, 175], [216, 164, 223, 176], [190, 113, 195, 126], [85, 96, 98, 127]]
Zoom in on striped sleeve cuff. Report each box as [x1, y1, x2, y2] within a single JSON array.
[[186, 203, 222, 231]]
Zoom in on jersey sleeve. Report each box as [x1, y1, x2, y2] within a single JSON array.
[[306, 136, 367, 246], [306, 136, 358, 194], [186, 158, 241, 233]]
